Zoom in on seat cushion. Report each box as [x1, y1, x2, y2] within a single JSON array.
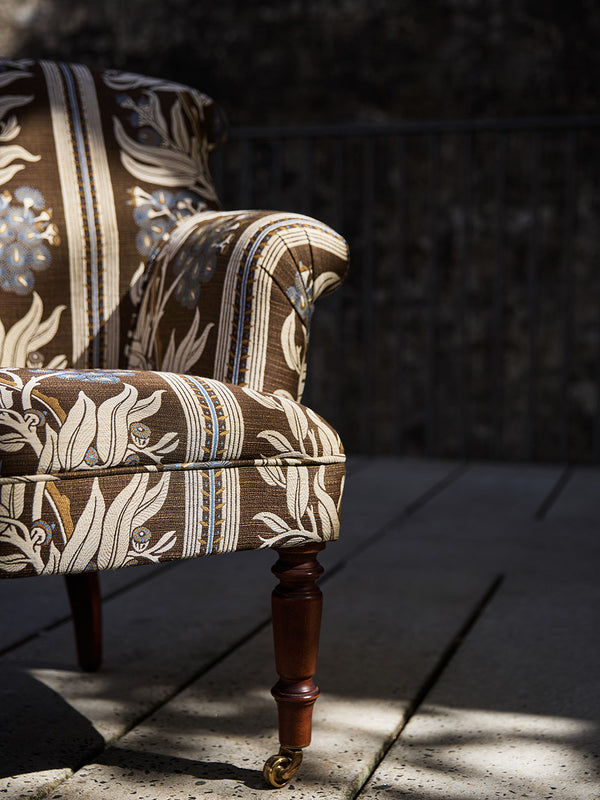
[[0, 368, 344, 577]]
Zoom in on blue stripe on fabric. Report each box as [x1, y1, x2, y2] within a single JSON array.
[[206, 469, 215, 553], [230, 218, 332, 381], [185, 376, 220, 460], [60, 63, 101, 367]]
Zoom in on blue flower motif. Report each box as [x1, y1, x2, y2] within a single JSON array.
[[172, 232, 218, 308], [14, 186, 45, 209], [132, 526, 151, 545], [132, 525, 152, 553], [285, 269, 313, 325], [130, 421, 151, 447], [0, 187, 58, 296], [131, 189, 205, 257], [31, 520, 54, 546], [84, 446, 100, 466], [171, 214, 253, 309]]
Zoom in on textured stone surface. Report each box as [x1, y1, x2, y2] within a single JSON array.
[[43, 562, 493, 799], [360, 465, 600, 800], [1, 460, 598, 800]]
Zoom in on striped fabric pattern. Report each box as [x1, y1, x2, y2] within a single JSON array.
[[0, 59, 349, 581]]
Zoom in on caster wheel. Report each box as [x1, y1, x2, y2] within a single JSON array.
[[263, 746, 303, 788]]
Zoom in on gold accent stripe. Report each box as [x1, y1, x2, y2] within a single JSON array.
[[219, 468, 240, 553]]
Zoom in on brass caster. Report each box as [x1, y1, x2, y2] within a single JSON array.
[[263, 746, 303, 788]]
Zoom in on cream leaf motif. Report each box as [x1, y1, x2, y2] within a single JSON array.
[[57, 391, 97, 471], [0, 373, 180, 576], [59, 480, 105, 573], [250, 390, 343, 548], [0, 73, 39, 185], [0, 293, 66, 366], [111, 91, 218, 202]]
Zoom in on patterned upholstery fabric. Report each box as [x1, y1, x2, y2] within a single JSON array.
[[129, 209, 348, 400], [0, 59, 348, 579]]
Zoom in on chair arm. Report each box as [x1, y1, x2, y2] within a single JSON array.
[[127, 210, 349, 400]]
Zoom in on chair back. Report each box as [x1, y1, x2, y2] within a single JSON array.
[[0, 58, 222, 370]]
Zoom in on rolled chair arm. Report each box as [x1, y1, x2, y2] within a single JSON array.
[[127, 210, 349, 400]]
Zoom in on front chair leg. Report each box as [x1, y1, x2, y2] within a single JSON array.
[[64, 572, 102, 672], [263, 542, 325, 788]]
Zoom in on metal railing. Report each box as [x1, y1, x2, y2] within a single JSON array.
[[212, 117, 600, 462]]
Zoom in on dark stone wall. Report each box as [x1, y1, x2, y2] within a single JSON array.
[[4, 0, 600, 124], [4, 1, 600, 461]]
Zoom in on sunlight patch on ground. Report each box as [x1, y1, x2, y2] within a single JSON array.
[[362, 704, 600, 800]]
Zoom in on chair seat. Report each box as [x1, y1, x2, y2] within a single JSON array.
[[0, 368, 345, 577]]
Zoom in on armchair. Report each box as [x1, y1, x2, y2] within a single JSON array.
[[0, 58, 348, 788]]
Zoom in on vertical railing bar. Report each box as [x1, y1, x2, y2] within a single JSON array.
[[332, 136, 345, 231], [360, 136, 376, 454], [270, 137, 284, 210], [240, 139, 253, 208], [594, 139, 600, 461], [301, 136, 314, 216], [491, 131, 508, 459], [457, 132, 473, 460], [329, 136, 346, 428], [560, 129, 577, 462], [525, 130, 542, 461], [210, 145, 225, 203], [425, 133, 441, 456], [393, 134, 407, 455]]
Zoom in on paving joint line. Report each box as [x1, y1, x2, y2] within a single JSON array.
[[351, 572, 505, 799], [30, 614, 275, 799], [534, 464, 572, 520], [0, 562, 179, 660], [326, 461, 468, 583]]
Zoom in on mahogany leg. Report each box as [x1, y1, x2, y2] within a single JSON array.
[[263, 542, 325, 788], [64, 572, 102, 672]]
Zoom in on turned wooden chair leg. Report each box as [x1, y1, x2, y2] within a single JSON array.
[[263, 542, 325, 788], [64, 572, 102, 672]]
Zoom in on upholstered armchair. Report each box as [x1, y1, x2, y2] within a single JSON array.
[[0, 59, 348, 787]]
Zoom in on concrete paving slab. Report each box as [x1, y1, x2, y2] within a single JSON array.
[[360, 575, 600, 800], [40, 560, 494, 799], [358, 463, 600, 800], [371, 462, 564, 577], [323, 457, 459, 569], [0, 550, 270, 797], [360, 705, 598, 800], [3, 459, 594, 800], [0, 563, 170, 655]]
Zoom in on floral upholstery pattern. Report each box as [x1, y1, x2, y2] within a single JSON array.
[[0, 59, 348, 579], [0, 368, 344, 576]]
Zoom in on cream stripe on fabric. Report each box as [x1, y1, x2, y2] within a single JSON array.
[[183, 470, 201, 558], [41, 61, 87, 368], [214, 213, 346, 391], [158, 372, 206, 461], [72, 63, 120, 368], [215, 380, 245, 460], [213, 213, 283, 387]]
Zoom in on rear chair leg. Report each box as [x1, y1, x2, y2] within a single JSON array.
[[263, 542, 325, 788], [64, 572, 102, 672]]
